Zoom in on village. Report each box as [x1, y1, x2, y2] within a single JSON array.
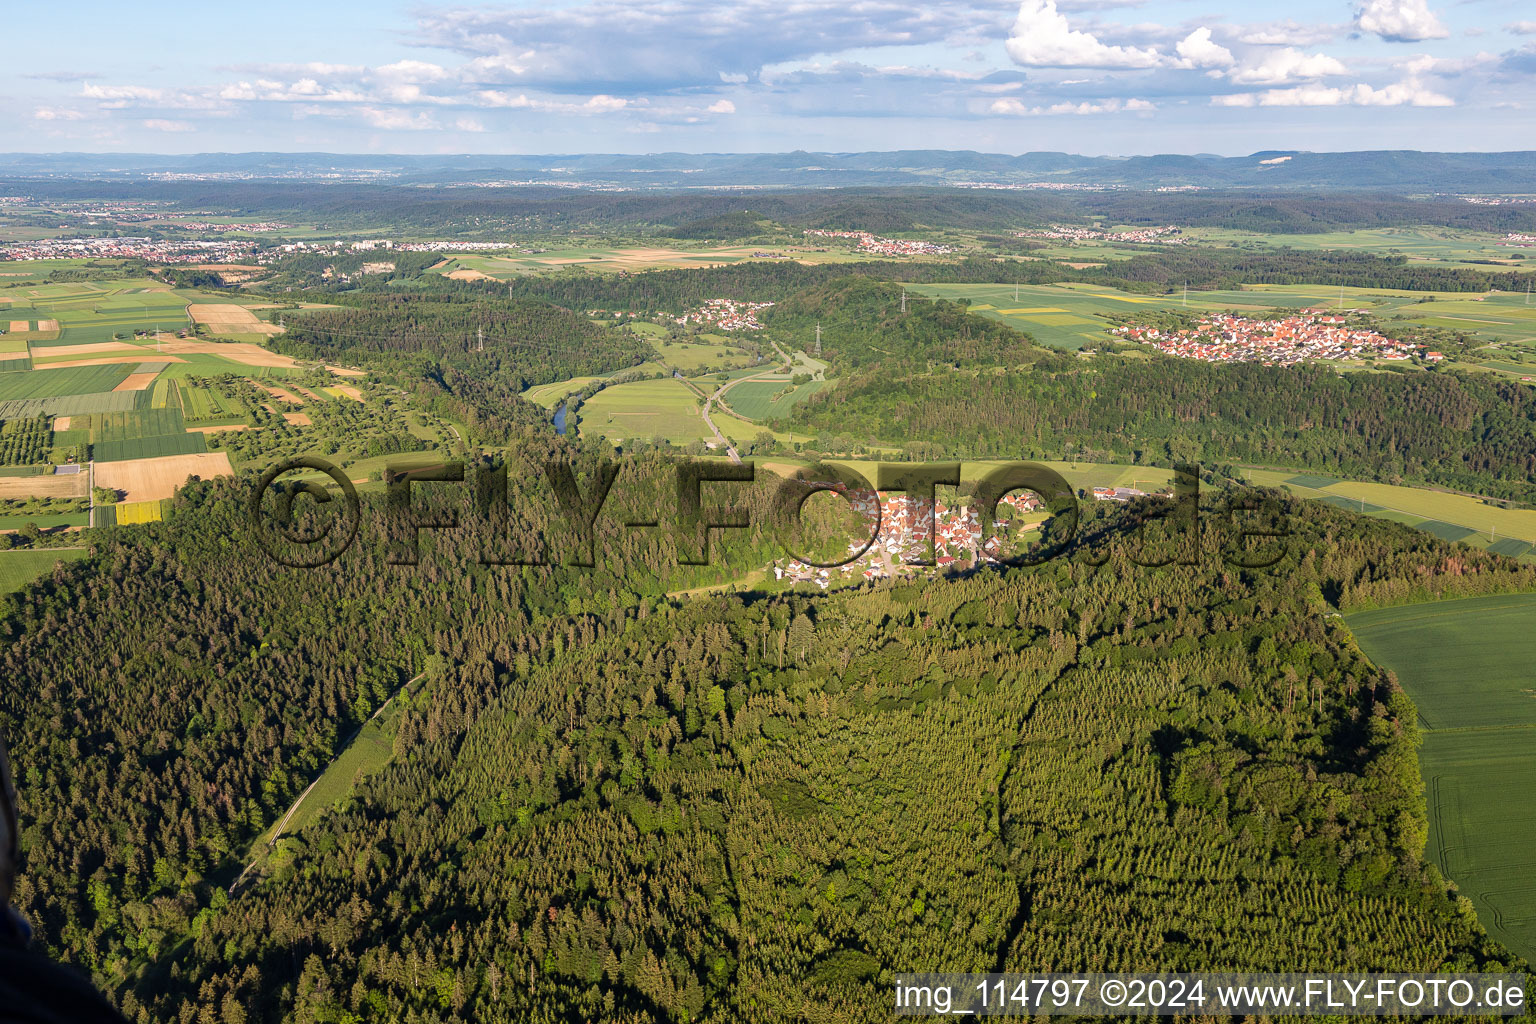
[[672, 297, 776, 331], [801, 228, 953, 256], [1112, 310, 1443, 365], [1016, 224, 1186, 244], [772, 489, 1046, 587], [772, 481, 1180, 588], [0, 236, 259, 263]]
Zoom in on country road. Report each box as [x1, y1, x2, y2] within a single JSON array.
[[698, 342, 794, 464]]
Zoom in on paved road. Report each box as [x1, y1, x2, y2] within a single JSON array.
[[699, 342, 793, 464]]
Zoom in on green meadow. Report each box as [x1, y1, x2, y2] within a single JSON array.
[[1195, 226, 1532, 267], [0, 548, 89, 596], [650, 334, 758, 372], [576, 378, 712, 441], [1347, 593, 1536, 962], [724, 378, 828, 420], [1245, 468, 1536, 557]]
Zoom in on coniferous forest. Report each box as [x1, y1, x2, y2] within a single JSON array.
[[2, 453, 1533, 1022]]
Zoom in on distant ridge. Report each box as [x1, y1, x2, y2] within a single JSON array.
[[4, 150, 1536, 191]]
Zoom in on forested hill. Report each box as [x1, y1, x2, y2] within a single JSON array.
[[790, 357, 1536, 504], [450, 251, 1536, 317], [763, 277, 1059, 372], [276, 296, 652, 444], [14, 487, 1523, 1023]]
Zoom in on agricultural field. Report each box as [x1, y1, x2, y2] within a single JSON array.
[[520, 376, 606, 410], [432, 244, 878, 279], [1346, 593, 1536, 962], [912, 279, 1536, 356], [0, 547, 88, 596], [1194, 226, 1533, 268], [911, 282, 1192, 350], [0, 363, 133, 401], [1244, 468, 1536, 557], [188, 303, 284, 337], [93, 451, 234, 502], [575, 378, 711, 441], [722, 378, 828, 420], [114, 499, 164, 525], [88, 408, 207, 462]]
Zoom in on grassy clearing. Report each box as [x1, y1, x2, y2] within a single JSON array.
[[0, 547, 88, 595], [1346, 593, 1536, 962], [247, 674, 425, 860]]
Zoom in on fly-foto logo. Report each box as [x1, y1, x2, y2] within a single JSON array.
[[247, 458, 1289, 571]]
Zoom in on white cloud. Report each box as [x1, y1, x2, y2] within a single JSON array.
[[81, 84, 166, 106], [474, 90, 534, 109], [583, 94, 628, 112], [1228, 48, 1349, 85], [376, 60, 451, 82], [1507, 21, 1536, 36], [32, 107, 86, 121], [1238, 20, 1344, 46], [359, 107, 439, 130], [453, 116, 486, 132], [1175, 27, 1234, 69], [142, 119, 194, 132], [1214, 78, 1453, 107], [707, 99, 736, 114], [413, 1, 989, 92], [991, 96, 1154, 114], [1004, 0, 1165, 68], [1355, 0, 1448, 43]]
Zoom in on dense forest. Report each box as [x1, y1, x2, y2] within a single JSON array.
[[2, 452, 1532, 1022], [275, 297, 652, 445]]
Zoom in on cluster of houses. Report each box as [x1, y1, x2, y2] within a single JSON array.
[[1091, 486, 1150, 501], [1112, 311, 1443, 366], [949, 181, 1122, 192], [673, 298, 775, 331], [1503, 233, 1536, 247], [801, 229, 952, 256], [773, 489, 1046, 587], [0, 236, 258, 264], [171, 221, 290, 233], [1016, 224, 1185, 244]]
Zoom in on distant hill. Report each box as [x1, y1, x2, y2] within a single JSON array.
[[4, 149, 1536, 191]]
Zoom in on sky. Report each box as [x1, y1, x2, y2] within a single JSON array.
[[5, 0, 1536, 155]]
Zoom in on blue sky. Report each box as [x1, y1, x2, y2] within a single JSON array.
[[5, 0, 1536, 154]]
